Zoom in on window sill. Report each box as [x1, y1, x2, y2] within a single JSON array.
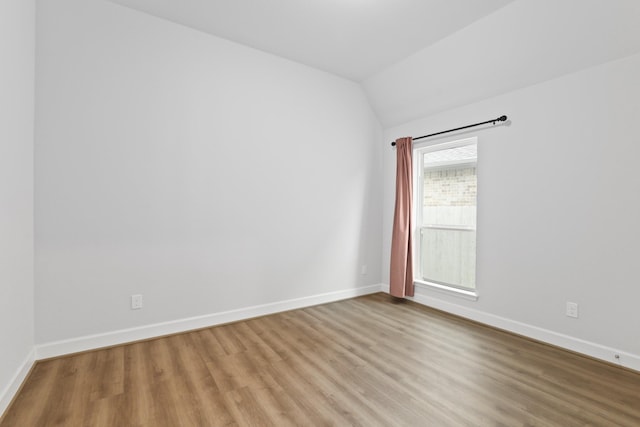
[[414, 280, 479, 301]]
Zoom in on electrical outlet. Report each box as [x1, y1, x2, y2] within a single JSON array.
[[361, 265, 367, 275], [566, 301, 578, 318], [131, 294, 143, 310]]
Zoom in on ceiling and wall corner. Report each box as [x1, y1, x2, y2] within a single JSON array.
[[106, 0, 640, 127], [363, 0, 640, 126], [106, 0, 515, 81]]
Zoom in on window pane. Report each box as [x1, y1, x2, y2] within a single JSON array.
[[421, 228, 476, 289], [422, 166, 476, 227], [417, 140, 477, 291]]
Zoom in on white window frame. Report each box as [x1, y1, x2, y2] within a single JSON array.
[[413, 137, 479, 301]]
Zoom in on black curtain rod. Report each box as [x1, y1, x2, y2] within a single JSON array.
[[390, 115, 507, 146]]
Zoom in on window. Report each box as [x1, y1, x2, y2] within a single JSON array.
[[414, 138, 477, 294]]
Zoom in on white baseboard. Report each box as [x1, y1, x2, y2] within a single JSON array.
[[0, 348, 35, 419], [381, 284, 640, 373], [36, 284, 383, 360]]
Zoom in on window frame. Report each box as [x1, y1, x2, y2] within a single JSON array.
[[413, 137, 479, 300]]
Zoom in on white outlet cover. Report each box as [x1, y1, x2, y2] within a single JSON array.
[[566, 302, 578, 318], [131, 294, 143, 310]]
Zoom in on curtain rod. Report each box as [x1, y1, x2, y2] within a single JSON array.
[[390, 115, 507, 146]]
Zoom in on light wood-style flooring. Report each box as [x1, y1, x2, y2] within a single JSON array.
[[2, 293, 639, 426]]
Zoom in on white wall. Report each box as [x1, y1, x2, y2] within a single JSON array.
[[0, 0, 35, 414], [382, 52, 640, 369], [35, 0, 382, 345]]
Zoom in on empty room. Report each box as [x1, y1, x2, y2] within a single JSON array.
[[2, 0, 640, 425]]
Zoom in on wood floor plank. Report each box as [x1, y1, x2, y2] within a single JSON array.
[[2, 293, 640, 426]]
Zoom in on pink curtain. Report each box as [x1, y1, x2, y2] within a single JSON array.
[[390, 137, 414, 298]]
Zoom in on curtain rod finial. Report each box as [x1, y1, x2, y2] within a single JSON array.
[[492, 115, 508, 125]]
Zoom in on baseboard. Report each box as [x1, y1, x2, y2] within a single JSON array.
[[0, 347, 36, 420], [36, 284, 383, 360], [380, 284, 640, 373]]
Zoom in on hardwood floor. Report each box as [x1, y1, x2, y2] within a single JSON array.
[[2, 293, 639, 426]]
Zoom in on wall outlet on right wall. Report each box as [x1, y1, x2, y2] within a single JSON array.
[[131, 294, 143, 310], [566, 301, 579, 318]]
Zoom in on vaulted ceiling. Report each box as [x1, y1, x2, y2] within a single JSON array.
[[108, 0, 640, 126], [107, 0, 514, 81]]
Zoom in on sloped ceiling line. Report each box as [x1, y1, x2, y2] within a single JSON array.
[[107, 0, 640, 127]]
